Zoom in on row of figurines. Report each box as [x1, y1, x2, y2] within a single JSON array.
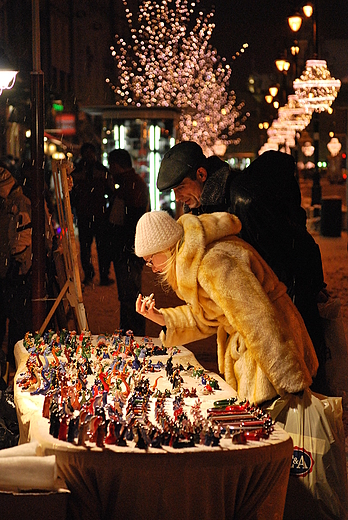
[[41, 371, 273, 449], [18, 329, 181, 397], [23, 329, 173, 363]]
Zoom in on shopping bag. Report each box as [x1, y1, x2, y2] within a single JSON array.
[[318, 295, 348, 403], [266, 388, 348, 519]]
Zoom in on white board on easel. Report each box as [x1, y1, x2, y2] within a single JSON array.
[[39, 159, 88, 335]]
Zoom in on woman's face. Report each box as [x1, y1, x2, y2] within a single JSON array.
[[144, 252, 169, 273]]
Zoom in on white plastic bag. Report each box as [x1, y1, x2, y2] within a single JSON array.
[[266, 388, 348, 519]]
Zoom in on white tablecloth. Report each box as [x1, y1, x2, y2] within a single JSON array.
[[14, 338, 292, 520]]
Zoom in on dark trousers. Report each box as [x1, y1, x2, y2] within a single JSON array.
[[113, 250, 145, 336], [293, 287, 329, 396], [77, 217, 111, 283]]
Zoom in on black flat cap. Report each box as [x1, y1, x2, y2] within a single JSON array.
[[157, 141, 205, 191]]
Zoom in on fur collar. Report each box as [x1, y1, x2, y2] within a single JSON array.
[[174, 213, 242, 308]]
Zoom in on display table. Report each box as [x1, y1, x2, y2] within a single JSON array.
[[14, 335, 293, 520]]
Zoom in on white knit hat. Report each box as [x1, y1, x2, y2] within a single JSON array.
[[135, 211, 183, 257]]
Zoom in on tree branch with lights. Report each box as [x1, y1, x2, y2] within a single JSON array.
[[105, 0, 249, 155]]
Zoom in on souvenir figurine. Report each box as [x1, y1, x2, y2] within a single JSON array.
[[42, 393, 54, 419], [165, 356, 173, 378], [49, 400, 61, 438], [77, 418, 90, 447], [67, 415, 80, 443], [58, 414, 69, 441], [105, 420, 117, 444], [95, 420, 106, 448]]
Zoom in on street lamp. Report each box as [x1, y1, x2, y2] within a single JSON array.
[[290, 43, 300, 57], [0, 52, 18, 158], [289, 1, 341, 205], [275, 54, 291, 106], [275, 56, 290, 73], [327, 136, 342, 184], [269, 86, 279, 98], [0, 50, 18, 95], [288, 12, 303, 32], [327, 136, 341, 157], [0, 72, 17, 94], [293, 60, 340, 203], [302, 140, 315, 157]]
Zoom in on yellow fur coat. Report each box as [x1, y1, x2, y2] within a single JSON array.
[[159, 212, 318, 404]]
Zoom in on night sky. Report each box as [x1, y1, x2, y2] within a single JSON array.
[[207, 0, 348, 91]]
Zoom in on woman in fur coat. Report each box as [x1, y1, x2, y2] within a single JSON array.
[[135, 210, 318, 405]]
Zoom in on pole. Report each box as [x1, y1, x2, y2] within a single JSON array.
[[311, 111, 321, 204], [31, 0, 46, 330], [311, 0, 321, 205]]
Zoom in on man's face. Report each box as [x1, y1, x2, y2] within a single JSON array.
[[173, 175, 204, 209]]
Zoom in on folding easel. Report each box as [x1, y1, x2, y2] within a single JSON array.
[[38, 159, 88, 334]]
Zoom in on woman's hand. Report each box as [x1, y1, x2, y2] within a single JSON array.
[[136, 293, 165, 326]]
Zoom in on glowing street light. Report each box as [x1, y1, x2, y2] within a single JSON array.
[[303, 3, 314, 18], [0, 53, 18, 95], [327, 137, 341, 157], [275, 57, 290, 73], [288, 0, 341, 205], [288, 12, 303, 32], [269, 86, 279, 97]]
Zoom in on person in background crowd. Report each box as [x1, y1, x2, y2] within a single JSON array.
[[156, 142, 328, 395], [134, 210, 318, 406], [108, 149, 150, 335], [0, 164, 32, 368], [0, 166, 12, 354], [70, 143, 114, 286], [18, 159, 56, 219]]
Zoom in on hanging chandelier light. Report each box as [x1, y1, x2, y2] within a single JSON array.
[[327, 136, 342, 157], [267, 122, 295, 146], [293, 60, 341, 112], [277, 94, 312, 131], [302, 141, 315, 157], [258, 142, 279, 155]]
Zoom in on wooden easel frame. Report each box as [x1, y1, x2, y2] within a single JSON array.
[[39, 160, 88, 334]]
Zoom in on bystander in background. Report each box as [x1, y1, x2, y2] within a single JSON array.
[[0, 164, 32, 369], [108, 149, 150, 335], [70, 143, 114, 286]]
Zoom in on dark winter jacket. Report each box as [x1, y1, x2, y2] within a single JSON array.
[[109, 167, 150, 251], [190, 152, 324, 298], [70, 159, 113, 221], [188, 151, 327, 376], [0, 184, 32, 278]]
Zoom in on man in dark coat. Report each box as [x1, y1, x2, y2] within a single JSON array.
[[0, 165, 33, 368], [108, 149, 150, 335], [71, 143, 114, 286], [157, 141, 328, 394]]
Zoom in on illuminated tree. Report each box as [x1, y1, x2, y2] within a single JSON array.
[[106, 0, 249, 154]]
